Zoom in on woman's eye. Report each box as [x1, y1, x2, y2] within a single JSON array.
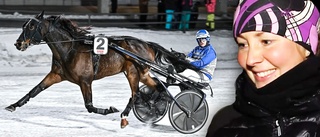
[[238, 43, 244, 47], [262, 40, 272, 45], [237, 43, 247, 49]]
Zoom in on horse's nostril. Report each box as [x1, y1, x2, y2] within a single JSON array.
[[14, 42, 21, 47]]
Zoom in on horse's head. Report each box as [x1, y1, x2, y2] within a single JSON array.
[[14, 11, 58, 51], [14, 11, 45, 51]]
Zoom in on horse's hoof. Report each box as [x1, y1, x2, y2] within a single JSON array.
[[121, 119, 129, 129], [5, 105, 16, 112], [109, 106, 119, 113]]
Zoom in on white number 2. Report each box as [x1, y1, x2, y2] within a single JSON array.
[[94, 36, 108, 55]]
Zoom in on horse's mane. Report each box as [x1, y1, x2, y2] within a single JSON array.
[[46, 15, 90, 38]]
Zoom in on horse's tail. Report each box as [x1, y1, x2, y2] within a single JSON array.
[[147, 41, 199, 73]]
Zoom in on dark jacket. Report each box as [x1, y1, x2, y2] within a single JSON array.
[[207, 56, 320, 137], [181, 0, 193, 11], [165, 0, 179, 10], [139, 0, 149, 13]]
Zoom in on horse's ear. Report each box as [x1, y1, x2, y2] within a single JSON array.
[[35, 10, 44, 19], [53, 15, 61, 24]]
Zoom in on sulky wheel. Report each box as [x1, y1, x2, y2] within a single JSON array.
[[168, 90, 209, 134], [133, 85, 169, 124]]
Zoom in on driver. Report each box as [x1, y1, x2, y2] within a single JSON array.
[[177, 29, 217, 83]]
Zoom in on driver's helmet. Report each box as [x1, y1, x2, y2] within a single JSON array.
[[196, 29, 210, 43]]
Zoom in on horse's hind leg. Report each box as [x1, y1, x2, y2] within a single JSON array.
[[5, 72, 62, 112], [78, 80, 119, 115]]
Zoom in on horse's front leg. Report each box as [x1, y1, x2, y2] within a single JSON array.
[[121, 97, 135, 128], [120, 68, 141, 128], [5, 72, 62, 112], [79, 81, 119, 115], [120, 65, 158, 128]]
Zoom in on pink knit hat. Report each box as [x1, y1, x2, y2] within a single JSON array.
[[233, 0, 319, 54]]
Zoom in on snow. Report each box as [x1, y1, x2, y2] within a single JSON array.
[[0, 13, 242, 137]]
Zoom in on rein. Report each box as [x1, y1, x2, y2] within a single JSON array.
[[39, 39, 86, 45], [40, 19, 88, 45], [39, 19, 93, 52], [38, 38, 93, 53]]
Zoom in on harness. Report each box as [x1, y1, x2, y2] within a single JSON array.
[[83, 35, 134, 80]]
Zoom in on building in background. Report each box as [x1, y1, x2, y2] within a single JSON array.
[[0, 0, 234, 14]]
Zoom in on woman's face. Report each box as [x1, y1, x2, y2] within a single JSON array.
[[236, 31, 309, 88]]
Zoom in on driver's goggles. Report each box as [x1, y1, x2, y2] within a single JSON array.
[[197, 38, 207, 43]]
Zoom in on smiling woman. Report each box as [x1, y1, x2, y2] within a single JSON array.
[[206, 0, 320, 137], [236, 32, 309, 88]]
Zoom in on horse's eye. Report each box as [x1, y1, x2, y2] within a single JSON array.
[[29, 24, 35, 30]]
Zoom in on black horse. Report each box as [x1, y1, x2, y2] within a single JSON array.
[[6, 11, 195, 128]]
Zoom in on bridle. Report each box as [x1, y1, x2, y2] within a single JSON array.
[[22, 18, 44, 45], [22, 17, 86, 45]]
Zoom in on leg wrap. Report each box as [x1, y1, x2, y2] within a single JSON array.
[[121, 98, 133, 117], [16, 84, 44, 107], [29, 84, 44, 97]]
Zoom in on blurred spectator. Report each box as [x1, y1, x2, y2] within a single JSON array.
[[205, 0, 216, 30], [189, 1, 200, 29], [157, 0, 166, 26], [110, 0, 117, 13], [179, 0, 193, 30], [165, 0, 179, 29], [139, 0, 149, 27]]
